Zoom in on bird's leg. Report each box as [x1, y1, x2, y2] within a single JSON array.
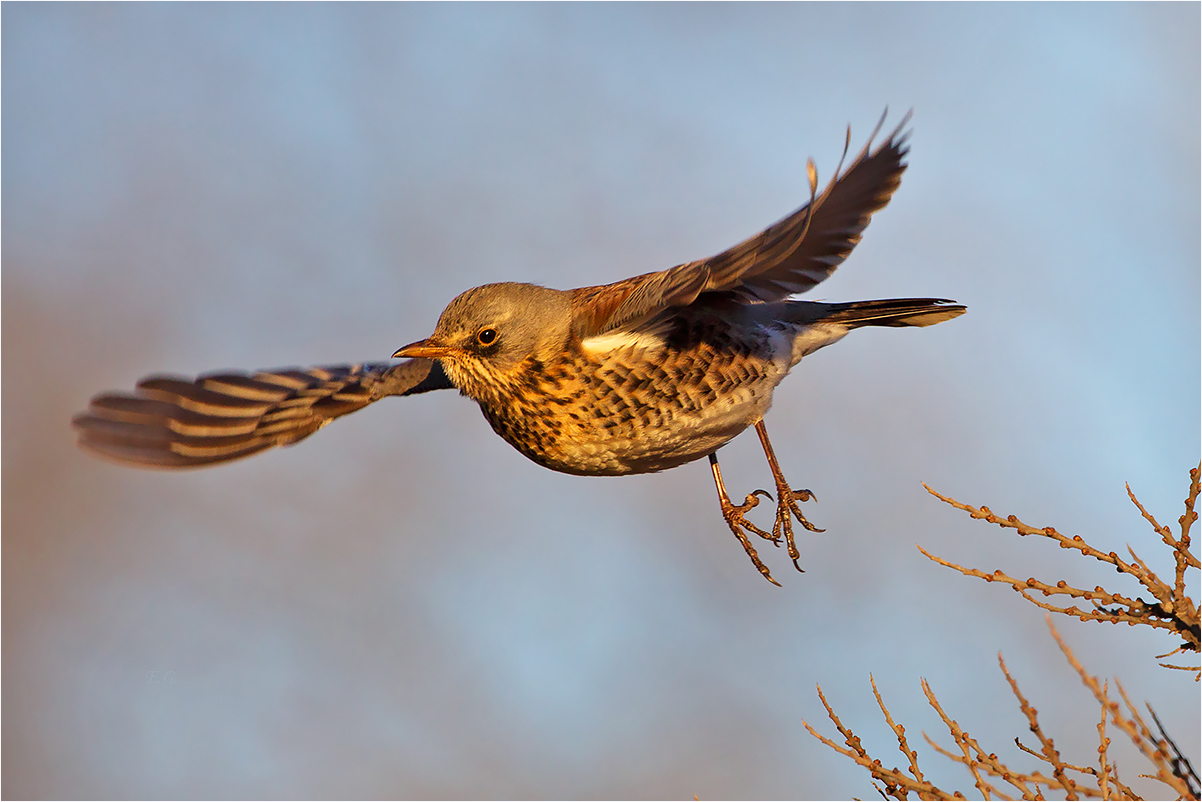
[[753, 420, 824, 572], [708, 452, 781, 586]]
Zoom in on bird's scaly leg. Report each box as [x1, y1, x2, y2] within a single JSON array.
[[753, 420, 823, 572], [708, 452, 781, 586]]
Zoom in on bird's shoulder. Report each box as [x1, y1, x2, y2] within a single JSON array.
[[577, 298, 780, 362]]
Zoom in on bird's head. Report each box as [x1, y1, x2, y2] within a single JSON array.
[[393, 282, 573, 401]]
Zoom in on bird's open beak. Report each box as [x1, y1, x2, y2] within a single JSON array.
[[392, 338, 456, 360]]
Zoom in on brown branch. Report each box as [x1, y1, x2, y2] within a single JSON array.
[[803, 684, 964, 800], [810, 467, 1199, 799], [1168, 466, 1201, 648], [1146, 704, 1201, 798], [1047, 621, 1193, 799], [870, 675, 927, 787], [922, 475, 1200, 653], [922, 484, 1140, 572], [915, 546, 1186, 637], [1096, 684, 1113, 802], [918, 678, 1025, 800], [999, 653, 1077, 799], [810, 657, 1168, 801]]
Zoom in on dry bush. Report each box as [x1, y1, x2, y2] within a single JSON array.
[[804, 465, 1200, 800]]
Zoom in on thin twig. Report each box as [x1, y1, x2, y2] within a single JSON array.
[[999, 653, 1077, 799], [1047, 621, 1193, 799]]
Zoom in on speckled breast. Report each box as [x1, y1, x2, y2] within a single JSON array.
[[475, 315, 791, 476]]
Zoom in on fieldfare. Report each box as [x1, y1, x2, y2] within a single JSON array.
[[73, 113, 965, 585]]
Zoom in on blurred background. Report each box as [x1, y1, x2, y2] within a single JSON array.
[[4, 4, 1198, 798]]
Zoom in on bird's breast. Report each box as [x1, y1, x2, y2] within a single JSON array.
[[473, 318, 792, 476]]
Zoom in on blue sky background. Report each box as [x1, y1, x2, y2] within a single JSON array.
[[4, 4, 1199, 798]]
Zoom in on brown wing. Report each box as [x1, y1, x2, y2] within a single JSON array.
[[571, 112, 911, 337], [72, 358, 452, 469]]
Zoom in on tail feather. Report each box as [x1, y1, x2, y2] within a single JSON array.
[[803, 297, 966, 328], [72, 358, 453, 469]]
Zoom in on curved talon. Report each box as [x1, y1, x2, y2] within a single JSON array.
[[739, 488, 773, 509], [789, 500, 825, 534], [760, 566, 783, 587]]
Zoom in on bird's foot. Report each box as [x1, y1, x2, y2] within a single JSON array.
[[769, 483, 824, 573], [716, 489, 781, 586]]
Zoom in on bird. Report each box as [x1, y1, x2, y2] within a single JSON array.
[[72, 112, 965, 585]]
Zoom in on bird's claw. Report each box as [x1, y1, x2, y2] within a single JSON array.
[[771, 485, 824, 573], [744, 489, 780, 540], [729, 489, 779, 543], [717, 493, 781, 586]]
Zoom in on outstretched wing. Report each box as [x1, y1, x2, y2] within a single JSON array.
[[571, 112, 911, 337], [72, 358, 453, 469]]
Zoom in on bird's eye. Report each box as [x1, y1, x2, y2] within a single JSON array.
[[476, 328, 498, 346]]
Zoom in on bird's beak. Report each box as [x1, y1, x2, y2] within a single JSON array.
[[392, 338, 456, 360]]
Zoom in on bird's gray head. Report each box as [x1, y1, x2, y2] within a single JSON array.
[[392, 282, 572, 399]]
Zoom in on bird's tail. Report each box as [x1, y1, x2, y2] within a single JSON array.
[[72, 359, 452, 469], [782, 297, 965, 364], [800, 297, 966, 328]]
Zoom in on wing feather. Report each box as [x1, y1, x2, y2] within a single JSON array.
[[571, 112, 911, 337], [73, 358, 454, 469]]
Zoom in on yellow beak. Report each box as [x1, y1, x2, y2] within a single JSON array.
[[392, 338, 457, 360]]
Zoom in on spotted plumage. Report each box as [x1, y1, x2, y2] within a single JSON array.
[[466, 302, 788, 476], [72, 112, 965, 584]]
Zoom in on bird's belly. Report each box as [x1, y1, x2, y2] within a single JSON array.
[[554, 409, 756, 475]]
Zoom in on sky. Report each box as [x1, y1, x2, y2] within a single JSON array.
[[4, 3, 1199, 799]]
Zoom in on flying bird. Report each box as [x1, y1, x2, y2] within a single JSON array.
[[73, 113, 965, 585]]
